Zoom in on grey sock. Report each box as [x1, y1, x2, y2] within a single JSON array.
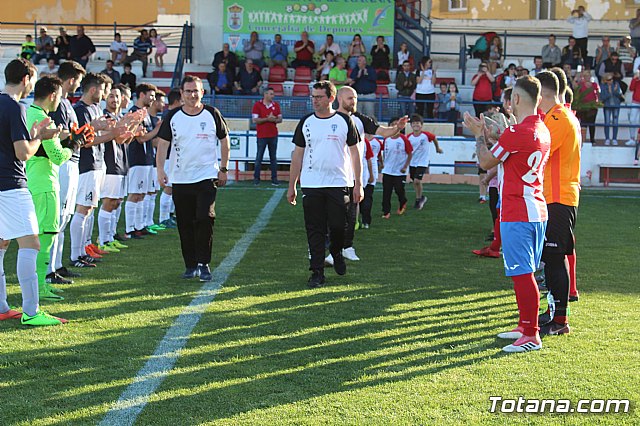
[[0, 249, 9, 313], [17, 248, 39, 317]]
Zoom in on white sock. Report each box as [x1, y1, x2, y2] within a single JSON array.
[[159, 192, 172, 223], [125, 200, 137, 233], [170, 196, 175, 215], [50, 213, 71, 272], [135, 200, 145, 231], [70, 212, 86, 261], [112, 205, 122, 237], [0, 249, 9, 313], [148, 193, 157, 226], [84, 211, 95, 247], [141, 196, 149, 227], [17, 248, 39, 316], [98, 208, 113, 245]]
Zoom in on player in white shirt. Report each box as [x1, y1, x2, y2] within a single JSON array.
[[288, 81, 362, 288], [407, 114, 443, 210], [381, 117, 413, 218], [360, 136, 382, 228]]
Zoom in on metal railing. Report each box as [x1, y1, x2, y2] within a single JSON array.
[[171, 23, 193, 88]]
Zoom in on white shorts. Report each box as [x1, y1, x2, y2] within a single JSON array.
[[163, 161, 172, 188], [148, 167, 157, 192], [0, 188, 39, 240], [101, 174, 126, 199], [76, 169, 105, 207], [128, 165, 151, 194], [58, 160, 79, 217]]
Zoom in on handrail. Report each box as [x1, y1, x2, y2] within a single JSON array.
[[395, 7, 429, 57], [170, 23, 190, 89]]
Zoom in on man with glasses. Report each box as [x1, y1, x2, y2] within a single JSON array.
[[156, 76, 230, 282], [287, 81, 363, 288]]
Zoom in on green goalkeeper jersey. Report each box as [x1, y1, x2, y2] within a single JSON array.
[[26, 103, 73, 195]]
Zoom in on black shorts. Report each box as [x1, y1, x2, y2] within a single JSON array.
[[409, 166, 427, 181], [544, 203, 577, 255], [478, 167, 487, 175]]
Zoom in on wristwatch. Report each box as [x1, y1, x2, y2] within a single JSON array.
[[220, 167, 228, 173]]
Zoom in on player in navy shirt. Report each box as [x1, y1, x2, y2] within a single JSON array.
[[0, 58, 65, 326]]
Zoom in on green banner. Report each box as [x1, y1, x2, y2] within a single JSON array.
[[223, 0, 394, 58]]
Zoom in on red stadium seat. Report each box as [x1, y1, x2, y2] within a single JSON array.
[[268, 66, 287, 83], [375, 85, 389, 98], [294, 67, 313, 82], [292, 84, 310, 97], [375, 68, 390, 84], [269, 83, 285, 96]]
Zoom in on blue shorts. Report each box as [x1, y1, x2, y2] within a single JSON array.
[[500, 221, 547, 277]]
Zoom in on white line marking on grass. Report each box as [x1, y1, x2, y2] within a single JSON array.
[[100, 189, 285, 426]]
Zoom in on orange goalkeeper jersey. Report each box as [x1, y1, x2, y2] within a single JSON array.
[[543, 104, 581, 206]]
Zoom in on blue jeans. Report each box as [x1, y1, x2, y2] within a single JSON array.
[[604, 107, 620, 140], [254, 137, 278, 182], [398, 95, 414, 117]]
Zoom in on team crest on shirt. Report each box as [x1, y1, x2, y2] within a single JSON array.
[[85, 192, 93, 202], [200, 122, 206, 131], [331, 124, 338, 133]]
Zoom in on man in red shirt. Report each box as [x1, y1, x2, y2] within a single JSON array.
[[292, 31, 315, 69], [252, 87, 282, 185]]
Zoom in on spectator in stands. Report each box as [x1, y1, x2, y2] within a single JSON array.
[[595, 36, 615, 74], [126, 29, 153, 78], [562, 36, 584, 69], [69, 25, 96, 68], [348, 34, 366, 70], [542, 34, 562, 68], [574, 69, 600, 144], [101, 60, 121, 85], [562, 63, 575, 91], [269, 34, 288, 68], [395, 60, 416, 117], [471, 62, 495, 117], [436, 82, 450, 121], [120, 62, 137, 89], [319, 34, 341, 58], [396, 42, 411, 70], [617, 36, 636, 74], [149, 28, 168, 69], [630, 9, 640, 53], [33, 27, 55, 64], [567, 5, 592, 60], [329, 57, 351, 90], [252, 87, 282, 186], [349, 55, 377, 116], [207, 62, 235, 95], [292, 31, 315, 68], [531, 56, 545, 76], [515, 65, 528, 78], [235, 58, 263, 95], [502, 63, 517, 88], [317, 51, 335, 81], [598, 52, 625, 83], [55, 27, 70, 62], [600, 72, 623, 145], [415, 56, 437, 119], [447, 82, 461, 132], [110, 33, 128, 65], [21, 35, 36, 61], [488, 36, 502, 74], [370, 36, 391, 71], [627, 67, 640, 146], [41, 57, 59, 76], [213, 43, 239, 71], [243, 31, 265, 69]]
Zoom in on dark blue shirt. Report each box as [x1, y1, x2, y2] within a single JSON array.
[[0, 94, 31, 191], [50, 98, 80, 163], [350, 66, 377, 95], [133, 37, 152, 55], [127, 105, 154, 167], [74, 100, 104, 174], [103, 110, 127, 176], [237, 67, 262, 94]]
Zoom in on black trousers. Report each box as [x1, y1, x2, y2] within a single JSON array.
[[382, 174, 407, 215], [302, 187, 349, 271], [415, 93, 436, 119], [360, 184, 375, 225], [575, 37, 588, 60], [172, 179, 217, 268], [488, 186, 499, 224], [344, 186, 357, 248]]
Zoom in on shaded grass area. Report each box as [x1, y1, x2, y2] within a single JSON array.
[[1, 183, 639, 425]]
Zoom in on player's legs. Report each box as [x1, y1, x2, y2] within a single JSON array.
[[477, 167, 488, 202], [567, 249, 578, 300], [254, 138, 268, 183], [393, 176, 407, 213], [159, 186, 173, 224], [172, 182, 199, 270], [0, 239, 12, 315], [32, 192, 62, 300], [360, 184, 374, 226], [302, 188, 328, 273], [326, 188, 349, 274], [343, 187, 358, 257], [192, 179, 217, 268], [381, 174, 393, 216]]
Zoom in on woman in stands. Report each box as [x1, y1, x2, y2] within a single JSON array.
[[348, 35, 366, 71]]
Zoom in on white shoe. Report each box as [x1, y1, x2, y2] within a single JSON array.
[[342, 247, 360, 261], [626, 139, 636, 146], [612, 139, 618, 146], [502, 335, 542, 353], [324, 254, 334, 266], [605, 139, 611, 145]]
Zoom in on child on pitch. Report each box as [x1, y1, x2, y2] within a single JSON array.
[[381, 117, 413, 218], [359, 135, 382, 228], [407, 114, 443, 210]]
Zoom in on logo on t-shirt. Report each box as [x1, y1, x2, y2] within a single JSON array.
[[331, 124, 337, 133], [200, 122, 206, 131], [85, 192, 93, 202]]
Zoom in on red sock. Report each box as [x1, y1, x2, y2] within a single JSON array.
[[554, 315, 568, 325], [567, 251, 578, 296], [511, 273, 540, 336], [489, 208, 501, 252]]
